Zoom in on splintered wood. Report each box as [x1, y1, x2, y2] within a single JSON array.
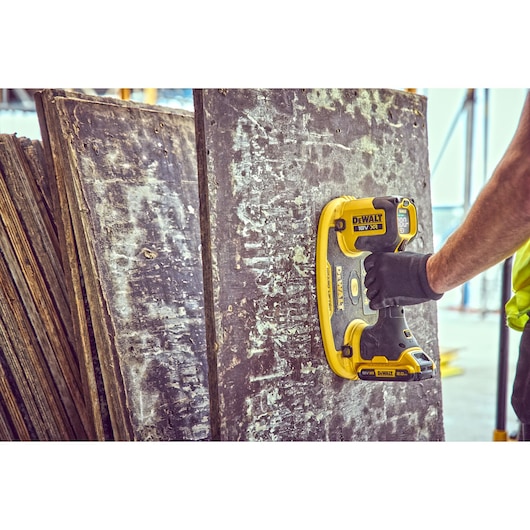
[[0, 134, 89, 440], [0, 90, 210, 440]]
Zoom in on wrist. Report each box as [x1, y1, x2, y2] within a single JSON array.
[[425, 254, 444, 295]]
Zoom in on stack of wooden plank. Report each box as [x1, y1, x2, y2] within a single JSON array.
[[0, 90, 211, 440], [0, 134, 91, 440]]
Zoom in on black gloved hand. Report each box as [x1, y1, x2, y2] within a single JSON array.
[[364, 251, 443, 310]]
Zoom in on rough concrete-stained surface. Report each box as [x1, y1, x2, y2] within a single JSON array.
[[195, 88, 444, 441], [42, 91, 211, 440]]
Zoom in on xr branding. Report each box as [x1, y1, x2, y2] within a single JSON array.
[[352, 213, 383, 232]]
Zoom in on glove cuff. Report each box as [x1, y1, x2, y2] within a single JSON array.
[[418, 253, 443, 301]]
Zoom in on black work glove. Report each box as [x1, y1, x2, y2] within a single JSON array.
[[364, 251, 443, 309]]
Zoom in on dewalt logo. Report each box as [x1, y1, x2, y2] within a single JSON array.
[[352, 214, 383, 224], [376, 370, 395, 378], [352, 212, 384, 233], [335, 265, 344, 311]]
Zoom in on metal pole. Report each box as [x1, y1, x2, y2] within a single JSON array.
[[431, 93, 468, 178], [119, 89, 131, 100], [463, 88, 475, 214], [493, 256, 513, 440], [483, 88, 489, 186]]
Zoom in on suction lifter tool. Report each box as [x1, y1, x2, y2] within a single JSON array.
[[316, 195, 436, 381]]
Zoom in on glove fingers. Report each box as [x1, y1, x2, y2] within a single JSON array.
[[366, 286, 379, 302], [364, 273, 376, 288], [369, 299, 383, 310], [363, 253, 376, 272]]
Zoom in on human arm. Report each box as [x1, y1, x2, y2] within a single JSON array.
[[365, 91, 530, 309], [427, 90, 530, 294]]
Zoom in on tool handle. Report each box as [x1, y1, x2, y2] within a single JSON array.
[[360, 306, 420, 361]]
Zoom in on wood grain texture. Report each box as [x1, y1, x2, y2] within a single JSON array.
[[195, 88, 444, 441], [36, 90, 211, 440], [0, 135, 89, 440]]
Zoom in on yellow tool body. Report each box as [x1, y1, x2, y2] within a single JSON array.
[[316, 195, 436, 381]]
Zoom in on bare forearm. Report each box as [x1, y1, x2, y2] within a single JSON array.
[[427, 172, 530, 293], [427, 92, 530, 294]]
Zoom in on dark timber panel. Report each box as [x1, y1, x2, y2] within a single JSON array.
[[36, 90, 211, 440], [195, 88, 444, 441]]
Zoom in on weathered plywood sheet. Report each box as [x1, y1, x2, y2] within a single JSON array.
[[195, 88, 444, 441], [37, 90, 211, 440]]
